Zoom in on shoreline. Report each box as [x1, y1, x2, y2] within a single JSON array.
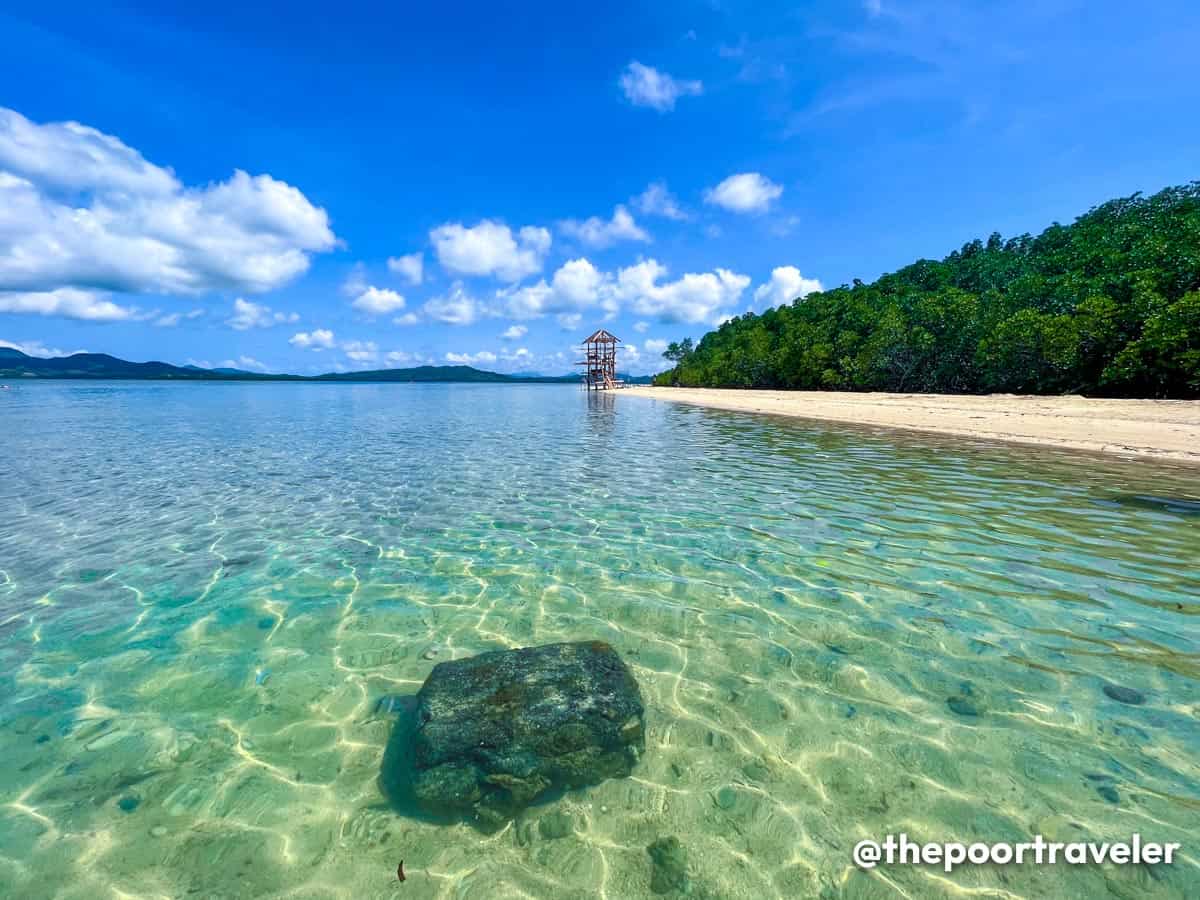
[[623, 386, 1200, 466]]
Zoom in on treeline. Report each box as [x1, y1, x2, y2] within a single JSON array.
[[655, 183, 1200, 397]]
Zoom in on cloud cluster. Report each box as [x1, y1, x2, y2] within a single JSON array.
[[620, 62, 703, 112], [289, 329, 430, 369], [442, 345, 539, 372], [430, 220, 550, 282], [445, 350, 497, 365], [0, 108, 336, 319], [559, 205, 650, 249], [498, 257, 750, 325], [351, 286, 406, 315], [422, 282, 485, 325], [153, 308, 204, 328], [289, 328, 335, 349], [0, 287, 135, 320], [341, 339, 378, 362], [617, 260, 751, 324], [387, 252, 423, 285], [634, 182, 687, 221], [226, 297, 298, 330]]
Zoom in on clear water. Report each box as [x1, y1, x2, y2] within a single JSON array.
[[1, 382, 1197, 899]]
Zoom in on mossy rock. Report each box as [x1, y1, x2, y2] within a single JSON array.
[[403, 641, 645, 827]]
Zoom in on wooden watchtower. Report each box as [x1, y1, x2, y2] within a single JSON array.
[[577, 329, 621, 390]]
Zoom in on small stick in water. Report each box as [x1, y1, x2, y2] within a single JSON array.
[[397, 860, 406, 882]]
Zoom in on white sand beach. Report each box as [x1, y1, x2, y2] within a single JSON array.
[[624, 386, 1200, 465]]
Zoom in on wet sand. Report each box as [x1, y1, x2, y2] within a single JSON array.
[[625, 387, 1200, 464]]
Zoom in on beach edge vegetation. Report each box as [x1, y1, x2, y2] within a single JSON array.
[[654, 182, 1200, 398]]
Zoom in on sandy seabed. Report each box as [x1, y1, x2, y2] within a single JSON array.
[[624, 387, 1200, 465]]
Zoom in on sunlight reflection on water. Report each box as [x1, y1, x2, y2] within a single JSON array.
[[0, 382, 1197, 898]]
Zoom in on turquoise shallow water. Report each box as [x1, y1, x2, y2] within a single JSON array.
[[0, 381, 1197, 899]]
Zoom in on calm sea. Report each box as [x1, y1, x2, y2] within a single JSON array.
[[1, 382, 1197, 898]]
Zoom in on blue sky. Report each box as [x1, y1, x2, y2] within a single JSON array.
[[1, 0, 1197, 375]]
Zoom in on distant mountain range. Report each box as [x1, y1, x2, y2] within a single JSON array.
[[0, 347, 654, 384]]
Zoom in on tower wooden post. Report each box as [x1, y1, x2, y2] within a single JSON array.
[[576, 329, 620, 390]]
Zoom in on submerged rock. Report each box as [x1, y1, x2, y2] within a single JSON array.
[[647, 835, 690, 894], [946, 695, 980, 718], [1103, 684, 1145, 706], [538, 810, 574, 840], [406, 641, 644, 827]]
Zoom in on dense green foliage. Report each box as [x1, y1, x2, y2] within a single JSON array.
[[656, 183, 1200, 397]]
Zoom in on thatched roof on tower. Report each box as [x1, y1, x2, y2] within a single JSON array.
[[582, 328, 621, 343]]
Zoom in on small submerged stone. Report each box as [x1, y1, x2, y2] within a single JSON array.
[[421, 644, 443, 661], [742, 760, 770, 783], [1097, 784, 1121, 804], [538, 811, 574, 840], [257, 616, 275, 630], [1103, 684, 1146, 706], [946, 695, 980, 718], [647, 835, 690, 895], [117, 795, 140, 813], [714, 786, 739, 810], [150, 825, 168, 838]]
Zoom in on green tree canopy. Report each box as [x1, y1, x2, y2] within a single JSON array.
[[654, 183, 1200, 398]]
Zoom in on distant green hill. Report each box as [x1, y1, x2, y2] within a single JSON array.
[[655, 182, 1200, 398], [0, 347, 652, 385], [0, 350, 285, 380], [315, 365, 540, 383]]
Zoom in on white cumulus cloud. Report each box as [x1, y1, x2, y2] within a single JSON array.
[[614, 259, 750, 324], [154, 308, 204, 328], [423, 282, 484, 325], [387, 252, 423, 285], [498, 257, 749, 325], [430, 220, 550, 282], [289, 328, 335, 350], [226, 297, 299, 330], [351, 286, 406, 315], [342, 340, 379, 363], [0, 108, 336, 300], [753, 266, 823, 309], [445, 350, 498, 365], [0, 287, 135, 321], [502, 324, 527, 340], [385, 349, 430, 366], [559, 205, 650, 249], [619, 62, 703, 112], [704, 172, 783, 214], [501, 257, 615, 320], [644, 338, 669, 354], [634, 182, 687, 220]]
